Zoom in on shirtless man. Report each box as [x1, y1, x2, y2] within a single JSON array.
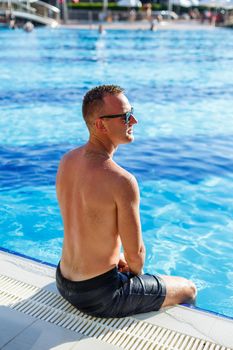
[[56, 85, 197, 318]]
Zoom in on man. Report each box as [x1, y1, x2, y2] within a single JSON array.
[[56, 84, 197, 318]]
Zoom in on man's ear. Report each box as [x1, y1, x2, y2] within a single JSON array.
[[95, 118, 108, 133]]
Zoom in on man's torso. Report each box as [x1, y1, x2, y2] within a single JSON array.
[[56, 146, 129, 281]]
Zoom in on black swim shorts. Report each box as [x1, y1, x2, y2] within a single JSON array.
[[56, 263, 166, 318]]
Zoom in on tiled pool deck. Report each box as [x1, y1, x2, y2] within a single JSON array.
[[1, 249, 233, 350]]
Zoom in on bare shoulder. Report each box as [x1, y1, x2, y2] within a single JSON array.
[[110, 162, 139, 200], [56, 147, 81, 184], [60, 147, 81, 164], [58, 147, 82, 171]]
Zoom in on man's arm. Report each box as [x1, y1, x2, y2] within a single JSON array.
[[115, 174, 145, 275], [118, 252, 129, 272]]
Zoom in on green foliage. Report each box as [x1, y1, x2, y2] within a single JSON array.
[[68, 2, 164, 11], [68, 2, 128, 10], [152, 3, 165, 10]]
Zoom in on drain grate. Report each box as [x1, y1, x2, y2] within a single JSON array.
[[0, 274, 231, 350]]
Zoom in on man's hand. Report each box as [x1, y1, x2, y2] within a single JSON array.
[[117, 253, 130, 273]]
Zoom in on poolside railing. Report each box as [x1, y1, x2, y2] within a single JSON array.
[[0, 0, 60, 26]]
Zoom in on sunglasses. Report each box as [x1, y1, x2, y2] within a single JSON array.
[[99, 107, 134, 124]]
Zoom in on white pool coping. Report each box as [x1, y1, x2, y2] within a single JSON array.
[[0, 249, 233, 350]]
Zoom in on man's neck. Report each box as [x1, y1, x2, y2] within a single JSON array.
[[86, 137, 117, 159]]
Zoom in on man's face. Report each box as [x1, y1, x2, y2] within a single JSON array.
[[99, 93, 138, 145]]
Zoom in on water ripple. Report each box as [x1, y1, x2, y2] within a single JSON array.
[[1, 134, 233, 190]]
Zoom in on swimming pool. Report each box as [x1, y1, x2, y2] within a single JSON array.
[[0, 26, 233, 318]]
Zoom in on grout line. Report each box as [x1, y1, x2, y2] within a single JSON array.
[[1, 315, 38, 350]]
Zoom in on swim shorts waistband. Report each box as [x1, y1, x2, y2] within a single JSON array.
[[56, 262, 119, 291]]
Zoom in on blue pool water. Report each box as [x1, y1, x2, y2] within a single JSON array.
[[0, 27, 233, 317]]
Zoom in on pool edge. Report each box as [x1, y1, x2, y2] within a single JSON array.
[[1, 245, 233, 322]]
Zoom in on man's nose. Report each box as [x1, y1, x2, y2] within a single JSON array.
[[130, 115, 138, 125]]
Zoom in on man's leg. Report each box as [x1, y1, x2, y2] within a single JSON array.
[[161, 275, 197, 307]]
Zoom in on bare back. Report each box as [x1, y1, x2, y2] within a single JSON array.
[[56, 146, 125, 281]]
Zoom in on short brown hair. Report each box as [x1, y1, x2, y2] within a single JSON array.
[[82, 84, 124, 127]]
